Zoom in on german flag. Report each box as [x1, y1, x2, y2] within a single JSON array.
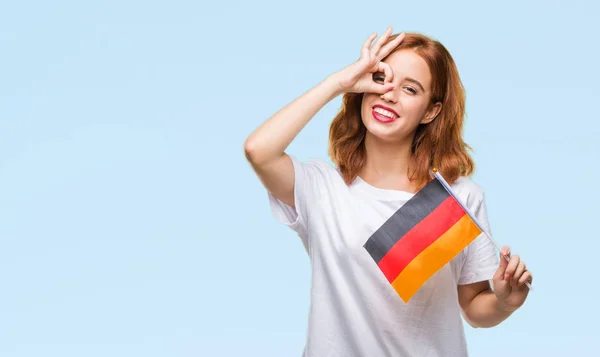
[[364, 172, 483, 303]]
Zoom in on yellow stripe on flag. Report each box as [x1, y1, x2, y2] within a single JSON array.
[[391, 214, 482, 302]]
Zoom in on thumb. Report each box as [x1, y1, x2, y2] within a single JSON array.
[[494, 246, 511, 280]]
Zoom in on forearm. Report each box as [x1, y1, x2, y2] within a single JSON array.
[[244, 75, 343, 165], [462, 290, 515, 328]]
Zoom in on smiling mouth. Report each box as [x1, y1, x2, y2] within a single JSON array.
[[372, 105, 399, 123]]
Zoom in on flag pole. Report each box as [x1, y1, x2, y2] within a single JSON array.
[[431, 169, 532, 290]]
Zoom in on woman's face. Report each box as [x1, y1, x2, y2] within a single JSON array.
[[360, 49, 441, 143]]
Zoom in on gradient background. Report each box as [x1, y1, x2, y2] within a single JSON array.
[[1, 0, 598, 356]]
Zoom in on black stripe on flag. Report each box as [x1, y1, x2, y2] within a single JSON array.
[[363, 177, 450, 263]]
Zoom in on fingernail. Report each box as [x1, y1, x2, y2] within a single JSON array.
[[504, 273, 510, 281]]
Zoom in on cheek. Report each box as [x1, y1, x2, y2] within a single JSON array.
[[361, 95, 376, 116], [361, 94, 375, 107], [401, 95, 429, 117]]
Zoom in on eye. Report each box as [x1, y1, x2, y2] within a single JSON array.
[[372, 72, 385, 83], [404, 86, 417, 94]]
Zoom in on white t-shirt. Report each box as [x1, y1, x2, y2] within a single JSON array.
[[268, 155, 499, 357]]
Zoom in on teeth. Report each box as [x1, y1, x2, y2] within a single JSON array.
[[374, 107, 397, 118]]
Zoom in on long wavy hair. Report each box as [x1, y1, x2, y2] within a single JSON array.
[[328, 32, 474, 189]]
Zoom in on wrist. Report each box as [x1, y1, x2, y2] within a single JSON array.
[[495, 294, 518, 314], [324, 72, 347, 97]]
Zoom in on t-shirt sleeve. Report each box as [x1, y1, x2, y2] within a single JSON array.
[[267, 155, 327, 253], [458, 193, 500, 285]]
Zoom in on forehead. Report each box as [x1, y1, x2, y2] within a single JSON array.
[[383, 49, 432, 89]]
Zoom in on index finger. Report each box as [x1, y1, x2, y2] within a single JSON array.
[[378, 61, 394, 84]]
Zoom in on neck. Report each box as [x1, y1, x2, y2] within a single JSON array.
[[359, 133, 416, 192]]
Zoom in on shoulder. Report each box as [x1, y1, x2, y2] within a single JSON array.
[[300, 157, 337, 173], [289, 155, 343, 182], [449, 175, 486, 209]]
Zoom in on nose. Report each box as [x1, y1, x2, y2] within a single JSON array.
[[380, 86, 398, 103]]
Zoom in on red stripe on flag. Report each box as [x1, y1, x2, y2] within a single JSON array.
[[377, 196, 467, 282]]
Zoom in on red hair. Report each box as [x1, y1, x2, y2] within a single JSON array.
[[328, 32, 474, 189]]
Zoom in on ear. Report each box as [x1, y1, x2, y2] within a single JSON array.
[[420, 102, 442, 124]]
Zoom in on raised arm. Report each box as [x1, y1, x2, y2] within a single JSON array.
[[243, 77, 342, 208], [244, 27, 404, 208]]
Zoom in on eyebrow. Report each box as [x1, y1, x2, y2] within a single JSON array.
[[404, 77, 425, 92]]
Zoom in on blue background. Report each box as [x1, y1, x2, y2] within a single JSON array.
[[1, 0, 598, 356]]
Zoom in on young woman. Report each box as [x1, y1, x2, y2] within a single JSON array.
[[244, 26, 532, 357]]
